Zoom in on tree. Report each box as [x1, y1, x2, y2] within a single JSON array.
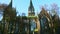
[[51, 3, 59, 16]]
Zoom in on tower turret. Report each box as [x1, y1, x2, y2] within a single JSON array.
[[28, 0, 35, 16]]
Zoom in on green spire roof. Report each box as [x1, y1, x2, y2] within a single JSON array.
[[8, 0, 12, 7], [28, 0, 35, 11]]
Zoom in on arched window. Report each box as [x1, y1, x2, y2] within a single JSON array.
[[40, 16, 49, 30], [40, 16, 50, 34], [30, 19, 36, 31]]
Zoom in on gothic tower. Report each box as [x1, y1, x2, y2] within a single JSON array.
[[3, 0, 12, 34], [28, 0, 35, 16]]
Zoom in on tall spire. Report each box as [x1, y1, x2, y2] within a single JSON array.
[[4, 0, 12, 12], [8, 0, 12, 7], [28, 0, 34, 11], [30, 0, 33, 7], [28, 0, 35, 16]]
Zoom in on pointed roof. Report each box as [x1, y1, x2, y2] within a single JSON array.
[[39, 7, 51, 19], [4, 0, 12, 14], [40, 7, 48, 15], [30, 0, 33, 7], [8, 0, 12, 7], [28, 0, 34, 11], [5, 0, 12, 9]]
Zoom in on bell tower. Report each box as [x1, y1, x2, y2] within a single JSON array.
[[28, 0, 35, 16]]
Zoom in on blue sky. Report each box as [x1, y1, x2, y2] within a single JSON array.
[[0, 0, 60, 17], [12, 0, 60, 16]]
